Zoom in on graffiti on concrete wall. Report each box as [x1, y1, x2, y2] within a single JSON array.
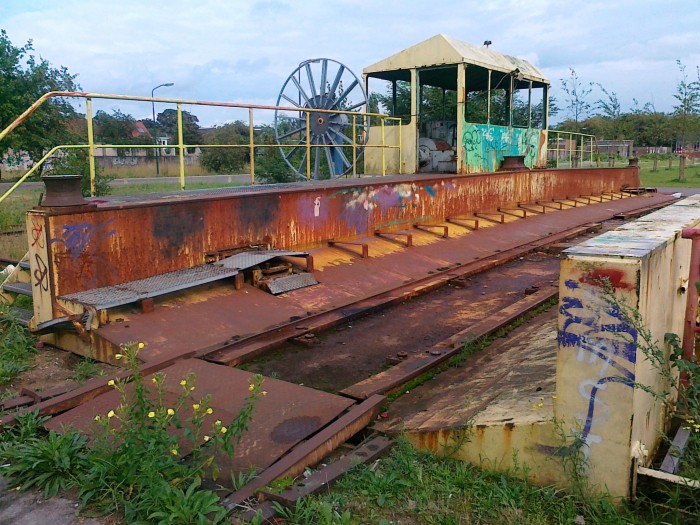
[[461, 123, 542, 172], [558, 278, 637, 451]]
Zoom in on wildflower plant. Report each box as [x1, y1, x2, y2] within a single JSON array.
[[70, 343, 264, 524]]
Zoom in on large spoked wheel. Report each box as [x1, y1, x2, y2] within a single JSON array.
[[275, 58, 368, 180]]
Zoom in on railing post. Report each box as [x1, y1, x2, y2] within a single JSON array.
[[381, 117, 386, 176], [569, 132, 573, 167], [176, 103, 186, 190], [555, 131, 560, 168], [398, 119, 403, 175], [249, 108, 255, 184], [85, 98, 97, 196], [305, 111, 311, 180], [352, 114, 357, 178]]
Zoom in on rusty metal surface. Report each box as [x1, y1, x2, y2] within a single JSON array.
[[93, 193, 675, 366], [46, 359, 355, 474], [340, 285, 558, 400], [373, 311, 559, 435], [222, 394, 385, 508], [34, 168, 640, 299]]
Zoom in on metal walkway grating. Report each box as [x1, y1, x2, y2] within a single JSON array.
[[215, 250, 309, 271], [60, 264, 239, 310]]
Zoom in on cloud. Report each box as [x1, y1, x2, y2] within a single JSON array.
[[2, 0, 699, 126]]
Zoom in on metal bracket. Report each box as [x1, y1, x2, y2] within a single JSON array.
[[374, 230, 413, 247], [474, 212, 505, 224], [328, 240, 369, 258], [497, 207, 527, 219], [413, 223, 449, 238], [446, 217, 479, 230]]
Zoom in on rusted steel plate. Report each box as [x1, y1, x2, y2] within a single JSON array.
[[45, 359, 355, 475], [374, 312, 558, 436], [341, 286, 558, 400], [260, 435, 394, 507], [35, 168, 640, 299], [222, 394, 385, 509]]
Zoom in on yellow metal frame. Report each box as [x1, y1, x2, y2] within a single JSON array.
[[0, 91, 403, 204], [546, 131, 597, 169]]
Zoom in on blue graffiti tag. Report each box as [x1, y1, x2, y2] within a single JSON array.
[[558, 285, 637, 445], [50, 220, 116, 260]]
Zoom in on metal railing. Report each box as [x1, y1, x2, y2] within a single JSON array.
[[0, 91, 402, 204], [546, 131, 597, 168]]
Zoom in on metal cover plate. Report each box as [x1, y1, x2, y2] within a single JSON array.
[[60, 264, 238, 310], [266, 273, 318, 295], [46, 359, 355, 478], [215, 250, 308, 271]]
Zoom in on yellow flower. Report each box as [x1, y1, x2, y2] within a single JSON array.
[[538, 403, 544, 408], [180, 379, 187, 386], [167, 408, 175, 416], [151, 377, 158, 384], [206, 408, 213, 415], [107, 380, 115, 386], [148, 411, 155, 418], [220, 426, 227, 434], [215, 419, 222, 426], [248, 384, 254, 391], [192, 404, 200, 410], [190, 386, 195, 391], [107, 410, 115, 418], [138, 342, 145, 349], [203, 435, 210, 442], [171, 449, 178, 455], [551, 395, 557, 400], [114, 354, 123, 360], [94, 415, 100, 421]]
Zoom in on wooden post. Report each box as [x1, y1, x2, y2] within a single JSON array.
[[679, 155, 686, 181]]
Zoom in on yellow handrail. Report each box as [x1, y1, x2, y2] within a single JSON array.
[[0, 91, 402, 202], [546, 131, 597, 168]]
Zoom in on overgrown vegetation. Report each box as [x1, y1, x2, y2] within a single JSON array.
[[0, 342, 265, 524], [0, 304, 37, 386]]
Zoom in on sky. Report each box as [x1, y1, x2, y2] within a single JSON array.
[[2, 0, 700, 127]]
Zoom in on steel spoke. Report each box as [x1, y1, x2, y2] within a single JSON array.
[[280, 94, 301, 108], [328, 127, 354, 146], [277, 125, 306, 141], [284, 140, 306, 160], [325, 133, 352, 169], [327, 64, 345, 106], [323, 136, 337, 176], [320, 59, 328, 99], [291, 76, 315, 108], [329, 79, 358, 110], [296, 149, 308, 175], [313, 138, 321, 178], [344, 101, 366, 112], [305, 63, 317, 101]]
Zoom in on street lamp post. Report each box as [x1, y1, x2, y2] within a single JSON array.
[[151, 82, 174, 176]]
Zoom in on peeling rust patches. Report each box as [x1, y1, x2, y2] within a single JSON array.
[[579, 268, 634, 290]]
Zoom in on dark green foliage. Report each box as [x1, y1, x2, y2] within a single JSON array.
[[0, 429, 88, 497], [199, 121, 249, 173], [0, 30, 80, 172], [0, 305, 37, 385]]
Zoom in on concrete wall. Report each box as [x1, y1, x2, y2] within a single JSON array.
[[556, 195, 700, 498]]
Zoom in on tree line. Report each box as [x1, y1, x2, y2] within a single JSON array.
[[556, 64, 700, 152]]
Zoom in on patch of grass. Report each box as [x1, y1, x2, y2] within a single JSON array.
[[0, 304, 37, 386], [71, 357, 106, 384], [639, 157, 700, 187], [279, 438, 652, 525]]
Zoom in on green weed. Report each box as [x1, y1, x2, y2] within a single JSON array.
[[71, 357, 105, 384], [0, 341, 264, 524], [0, 304, 37, 386]]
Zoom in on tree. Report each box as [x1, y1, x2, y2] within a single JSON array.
[[199, 121, 249, 173], [0, 29, 80, 173], [560, 68, 592, 127], [672, 60, 700, 151], [155, 109, 203, 149], [594, 83, 621, 119], [93, 110, 151, 156]]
